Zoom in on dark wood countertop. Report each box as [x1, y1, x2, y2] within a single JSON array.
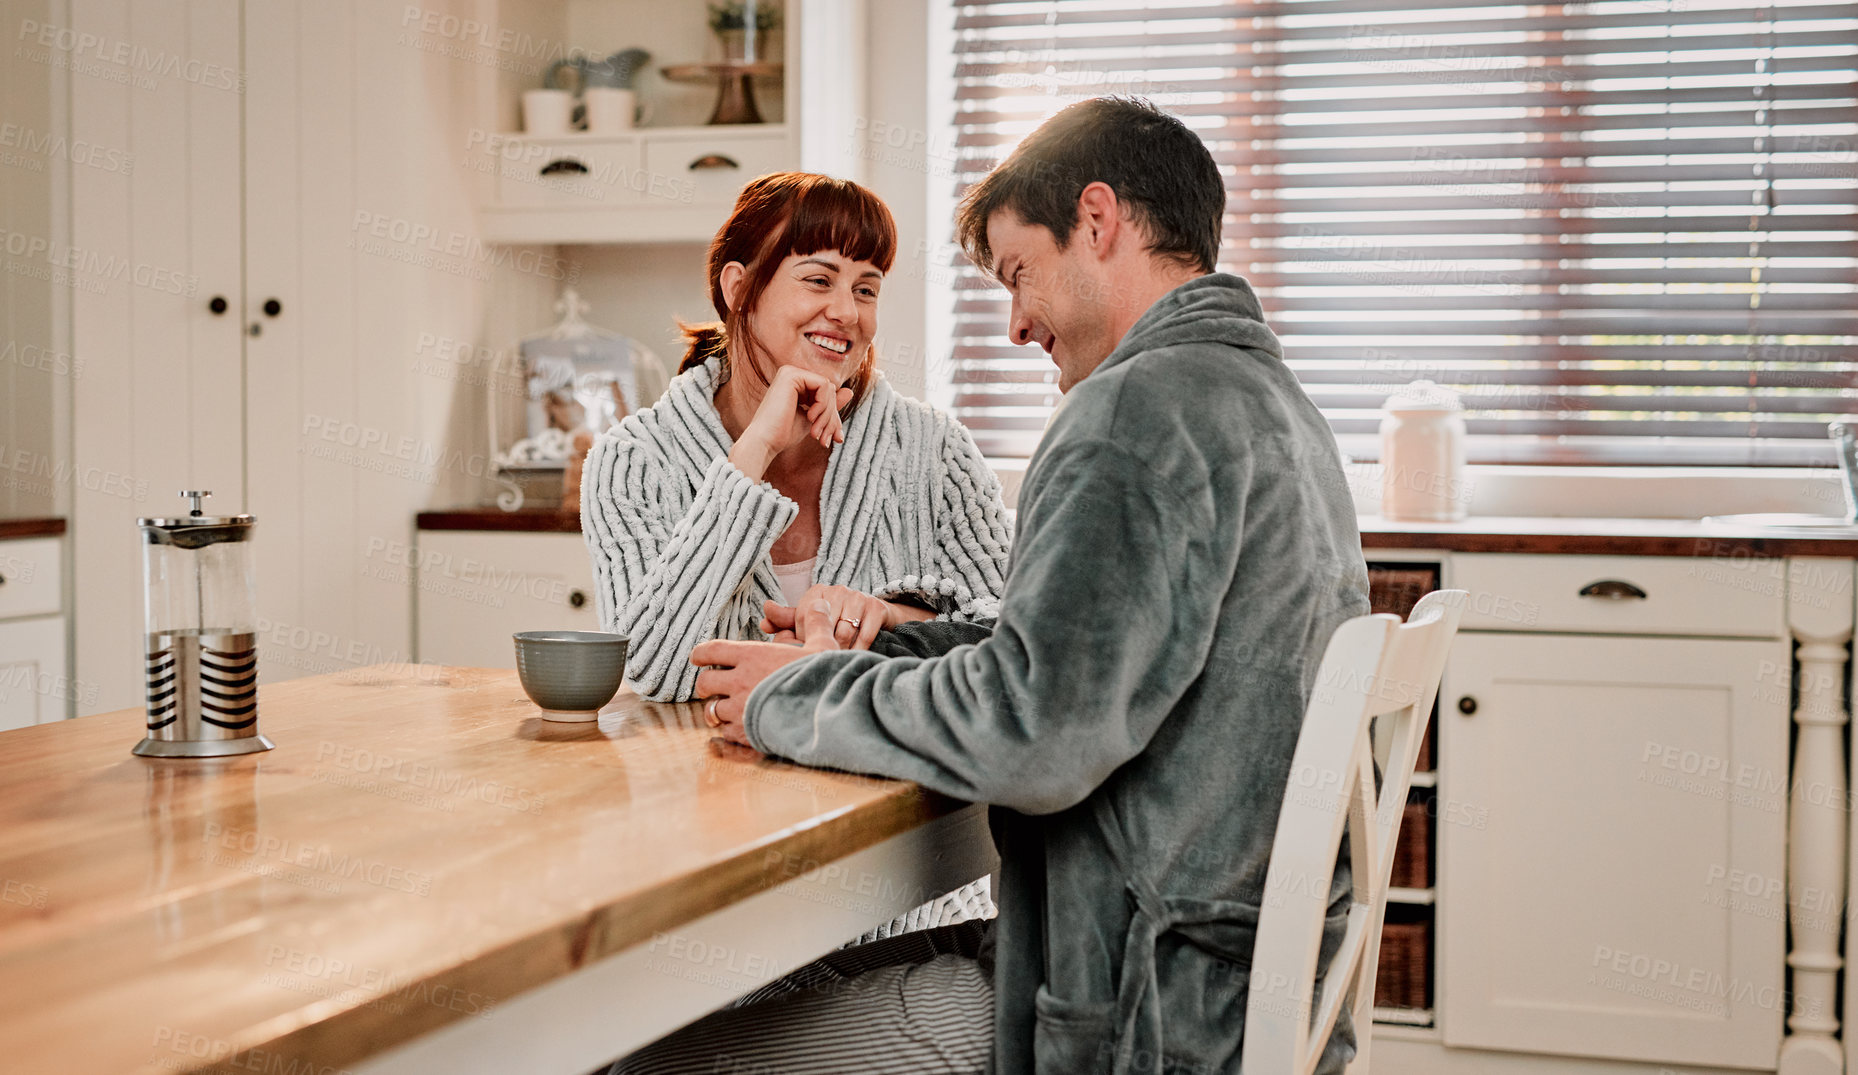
[[1358, 515, 1858, 558], [416, 507, 1858, 558], [416, 508, 579, 533], [0, 517, 65, 540]]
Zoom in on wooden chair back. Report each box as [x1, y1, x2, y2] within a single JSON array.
[[1241, 589, 1467, 1075]]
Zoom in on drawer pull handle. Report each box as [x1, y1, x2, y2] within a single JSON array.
[[540, 158, 590, 176], [1458, 696, 1477, 716], [688, 154, 739, 171], [569, 589, 587, 609], [1578, 579, 1648, 600]]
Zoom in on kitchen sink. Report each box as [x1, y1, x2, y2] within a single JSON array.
[[1701, 422, 1858, 534], [1702, 513, 1858, 533]]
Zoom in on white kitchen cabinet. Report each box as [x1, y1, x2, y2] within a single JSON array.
[[1438, 631, 1789, 1068], [0, 538, 61, 621], [478, 128, 796, 243], [476, 0, 864, 244], [0, 534, 67, 730], [68, 0, 245, 714], [413, 531, 599, 668], [0, 620, 66, 732], [68, 1, 563, 712], [1450, 552, 1787, 638]]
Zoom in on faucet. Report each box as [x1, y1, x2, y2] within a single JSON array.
[[1833, 420, 1858, 524]]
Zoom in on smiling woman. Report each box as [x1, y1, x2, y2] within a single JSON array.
[[680, 172, 896, 417], [578, 172, 1013, 703], [578, 172, 1011, 945]]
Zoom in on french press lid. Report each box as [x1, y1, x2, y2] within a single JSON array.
[[138, 491, 255, 549]]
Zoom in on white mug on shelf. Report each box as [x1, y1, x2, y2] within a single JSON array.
[[583, 88, 639, 133], [522, 89, 574, 135]]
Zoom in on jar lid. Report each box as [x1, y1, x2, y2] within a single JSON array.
[[1384, 379, 1463, 412], [139, 517, 255, 548], [138, 491, 255, 548]]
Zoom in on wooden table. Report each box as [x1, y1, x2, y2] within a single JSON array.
[[0, 665, 995, 1074]]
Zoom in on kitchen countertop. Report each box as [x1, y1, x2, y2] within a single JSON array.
[[1357, 515, 1858, 558], [0, 665, 979, 1074], [417, 507, 1858, 558], [0, 517, 65, 540], [417, 507, 579, 533]]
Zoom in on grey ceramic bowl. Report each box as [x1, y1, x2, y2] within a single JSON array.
[[513, 631, 628, 721]]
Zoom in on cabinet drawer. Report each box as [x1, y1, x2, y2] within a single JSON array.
[[494, 137, 644, 209], [0, 539, 61, 620], [0, 617, 67, 729], [643, 132, 787, 207], [1451, 553, 1784, 638], [414, 532, 600, 669]]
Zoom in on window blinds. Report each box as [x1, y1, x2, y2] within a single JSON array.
[[947, 0, 1858, 464]]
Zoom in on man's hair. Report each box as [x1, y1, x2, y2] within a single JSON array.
[[954, 97, 1224, 277]]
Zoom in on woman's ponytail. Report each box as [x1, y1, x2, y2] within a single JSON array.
[[678, 321, 728, 375]]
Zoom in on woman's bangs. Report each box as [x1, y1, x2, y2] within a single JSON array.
[[782, 181, 896, 273]]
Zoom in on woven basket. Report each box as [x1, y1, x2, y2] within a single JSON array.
[[1374, 918, 1432, 1010], [1390, 801, 1431, 889]]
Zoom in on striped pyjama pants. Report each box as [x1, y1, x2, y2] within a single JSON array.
[[606, 920, 994, 1075]]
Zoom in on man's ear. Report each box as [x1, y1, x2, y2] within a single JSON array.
[[1075, 182, 1121, 259], [720, 261, 748, 312]]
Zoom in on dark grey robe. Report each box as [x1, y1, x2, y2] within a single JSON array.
[[744, 273, 1370, 1075]]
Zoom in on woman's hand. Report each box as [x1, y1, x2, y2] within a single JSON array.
[[759, 585, 936, 651], [728, 365, 854, 481]]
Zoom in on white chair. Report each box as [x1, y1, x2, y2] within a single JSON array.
[[1242, 589, 1466, 1075]]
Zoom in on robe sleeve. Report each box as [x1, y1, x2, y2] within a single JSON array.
[[870, 419, 1014, 623], [745, 437, 1240, 816], [583, 437, 796, 702]]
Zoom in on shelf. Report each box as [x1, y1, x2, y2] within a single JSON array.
[[661, 62, 784, 81], [1372, 1006, 1436, 1028], [1409, 770, 1437, 788], [481, 204, 741, 245], [1387, 886, 1435, 906], [481, 124, 790, 144], [474, 125, 795, 244]]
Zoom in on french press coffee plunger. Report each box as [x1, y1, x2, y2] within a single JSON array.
[[133, 491, 273, 758]]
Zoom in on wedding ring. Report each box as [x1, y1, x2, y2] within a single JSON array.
[[839, 617, 861, 629], [705, 698, 722, 727]]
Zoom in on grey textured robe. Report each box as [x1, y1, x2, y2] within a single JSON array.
[[745, 273, 1370, 1075]]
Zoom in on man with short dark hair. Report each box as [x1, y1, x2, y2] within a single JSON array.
[[622, 96, 1367, 1075]]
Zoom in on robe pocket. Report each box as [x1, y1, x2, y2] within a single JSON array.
[[1033, 984, 1116, 1075]]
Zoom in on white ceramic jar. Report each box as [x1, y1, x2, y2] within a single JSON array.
[[1380, 380, 1469, 521]]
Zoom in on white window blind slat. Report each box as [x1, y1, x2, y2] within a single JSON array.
[[946, 0, 1858, 465]]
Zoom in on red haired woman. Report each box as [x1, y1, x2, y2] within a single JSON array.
[[580, 173, 1011, 709]]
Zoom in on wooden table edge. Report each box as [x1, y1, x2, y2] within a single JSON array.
[[238, 773, 965, 1073]]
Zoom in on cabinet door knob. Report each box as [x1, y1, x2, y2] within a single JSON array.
[[1457, 696, 1478, 715], [568, 589, 587, 609], [208, 295, 228, 315], [688, 154, 739, 170], [262, 298, 283, 317], [1578, 579, 1647, 600]]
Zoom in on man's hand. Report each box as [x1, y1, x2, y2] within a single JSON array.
[[694, 601, 842, 746]]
